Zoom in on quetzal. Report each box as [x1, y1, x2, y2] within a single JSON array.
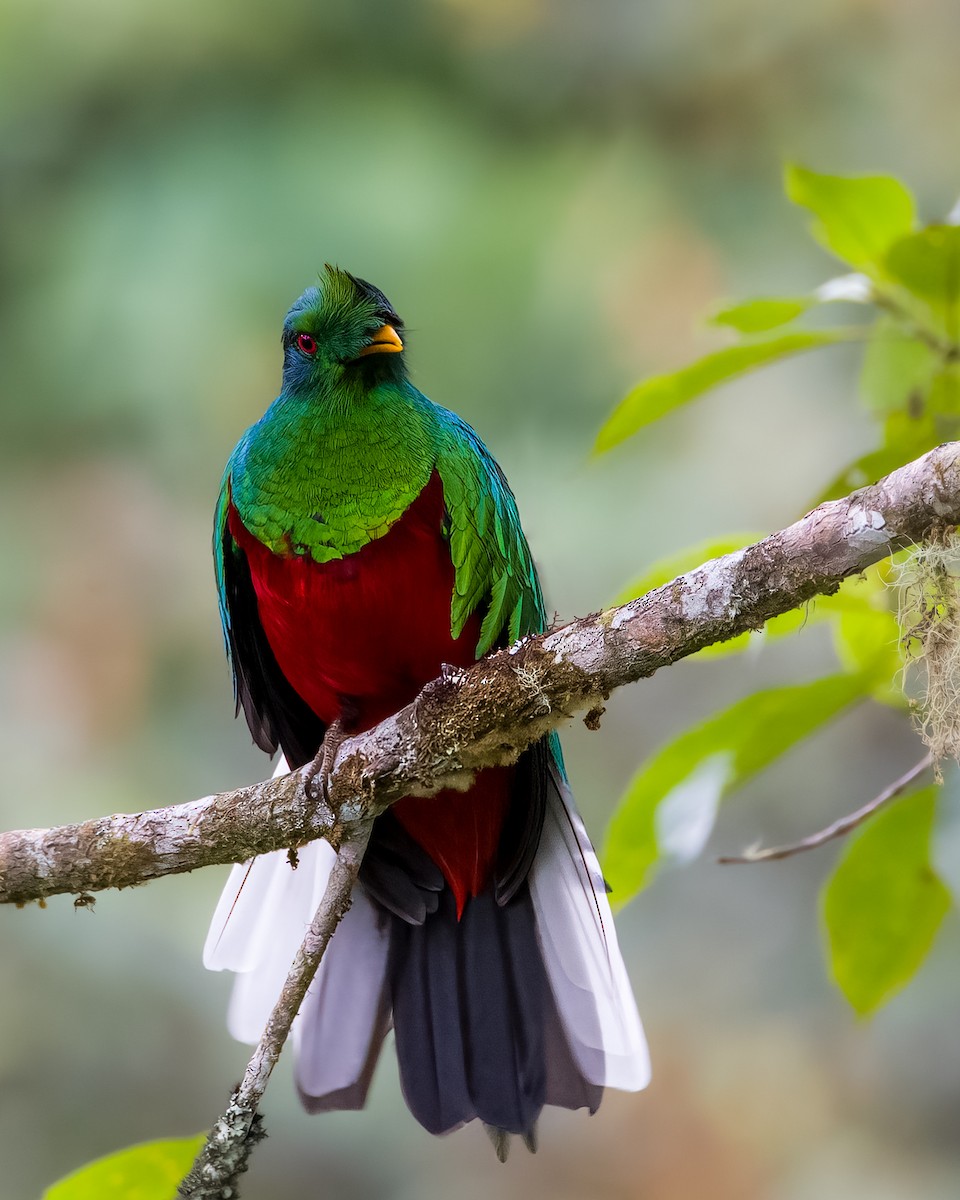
[[204, 267, 649, 1155]]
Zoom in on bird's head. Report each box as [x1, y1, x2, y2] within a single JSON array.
[[280, 266, 406, 395]]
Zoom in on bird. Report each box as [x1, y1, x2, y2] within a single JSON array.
[[203, 266, 650, 1157]]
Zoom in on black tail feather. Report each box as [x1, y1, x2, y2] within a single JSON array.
[[360, 811, 445, 924], [460, 889, 546, 1134], [388, 882, 590, 1140], [390, 888, 473, 1135]]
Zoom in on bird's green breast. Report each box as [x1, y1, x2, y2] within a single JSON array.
[[229, 383, 439, 562]]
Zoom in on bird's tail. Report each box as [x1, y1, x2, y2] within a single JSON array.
[[529, 754, 651, 1094], [203, 751, 651, 1143], [204, 832, 393, 1110], [387, 880, 602, 1148]]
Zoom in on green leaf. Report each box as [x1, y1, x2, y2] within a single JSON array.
[[613, 533, 765, 605], [812, 411, 941, 504], [595, 330, 858, 454], [859, 317, 940, 414], [716, 574, 902, 663], [822, 787, 949, 1015], [884, 225, 960, 311], [615, 539, 897, 663], [832, 607, 905, 706], [43, 1135, 206, 1200], [615, 531, 790, 660], [603, 674, 867, 906], [785, 164, 916, 272], [928, 365, 960, 418], [709, 296, 814, 333], [824, 561, 903, 704]]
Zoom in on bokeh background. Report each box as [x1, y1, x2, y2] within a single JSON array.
[[2, 1, 960, 1197]]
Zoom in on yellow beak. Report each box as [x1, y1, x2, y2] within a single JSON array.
[[357, 324, 404, 356]]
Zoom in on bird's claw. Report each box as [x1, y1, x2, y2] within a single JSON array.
[[305, 719, 346, 805]]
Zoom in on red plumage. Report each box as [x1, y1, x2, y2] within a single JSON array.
[[227, 472, 511, 915]]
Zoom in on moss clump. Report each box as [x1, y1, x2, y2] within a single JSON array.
[[898, 529, 960, 773]]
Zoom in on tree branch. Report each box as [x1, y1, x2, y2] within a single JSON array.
[[716, 753, 934, 864], [3, 441, 960, 906]]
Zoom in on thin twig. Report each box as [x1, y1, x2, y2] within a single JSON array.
[[717, 754, 933, 864], [871, 288, 959, 361], [177, 820, 373, 1199]]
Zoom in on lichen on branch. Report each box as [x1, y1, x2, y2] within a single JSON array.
[[2, 441, 960, 907]]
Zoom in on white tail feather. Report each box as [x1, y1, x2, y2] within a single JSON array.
[[294, 887, 390, 1106], [205, 755, 649, 1103], [204, 755, 391, 1103], [203, 758, 335, 979], [529, 769, 651, 1091], [220, 838, 334, 1042]]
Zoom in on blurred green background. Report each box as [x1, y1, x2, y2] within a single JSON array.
[[2, 1, 960, 1197]]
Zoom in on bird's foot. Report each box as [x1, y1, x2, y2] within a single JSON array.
[[305, 719, 347, 806]]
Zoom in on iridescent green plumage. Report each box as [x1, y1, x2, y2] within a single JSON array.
[[433, 411, 544, 653], [215, 265, 544, 666]]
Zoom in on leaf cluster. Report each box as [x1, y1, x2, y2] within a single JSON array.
[[597, 165, 960, 1016]]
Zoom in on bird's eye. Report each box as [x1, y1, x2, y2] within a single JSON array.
[[296, 333, 317, 355]]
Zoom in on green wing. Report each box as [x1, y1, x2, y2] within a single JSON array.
[[434, 409, 546, 656]]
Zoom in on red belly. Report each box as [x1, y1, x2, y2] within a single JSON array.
[[228, 473, 511, 913]]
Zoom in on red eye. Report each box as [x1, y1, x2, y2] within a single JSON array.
[[296, 332, 317, 355]]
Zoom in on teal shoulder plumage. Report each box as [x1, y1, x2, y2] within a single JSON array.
[[213, 462, 234, 658], [431, 403, 546, 656]]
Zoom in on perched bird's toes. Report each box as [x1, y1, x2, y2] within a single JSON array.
[[305, 719, 346, 804]]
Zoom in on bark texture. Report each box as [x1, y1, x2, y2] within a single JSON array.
[[2, 441, 959, 906]]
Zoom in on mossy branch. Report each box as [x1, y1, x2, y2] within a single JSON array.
[[3, 441, 960, 907]]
